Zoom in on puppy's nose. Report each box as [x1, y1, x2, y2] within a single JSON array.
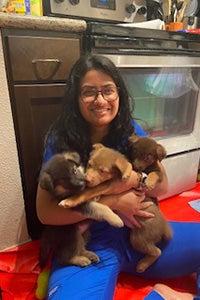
[[86, 176, 94, 186]]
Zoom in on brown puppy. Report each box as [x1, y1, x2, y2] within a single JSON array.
[[128, 135, 167, 190], [128, 135, 173, 273], [39, 151, 123, 268], [59, 143, 133, 208]]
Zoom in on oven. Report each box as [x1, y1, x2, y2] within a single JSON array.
[[83, 22, 200, 199]]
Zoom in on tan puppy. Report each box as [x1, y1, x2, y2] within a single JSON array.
[[59, 143, 132, 208]]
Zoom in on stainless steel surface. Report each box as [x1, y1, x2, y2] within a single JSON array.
[[105, 55, 200, 68], [44, 0, 147, 23], [184, 0, 199, 17]]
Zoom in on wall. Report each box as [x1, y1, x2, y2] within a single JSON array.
[[0, 31, 29, 250]]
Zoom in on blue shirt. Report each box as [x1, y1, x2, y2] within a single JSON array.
[[43, 121, 147, 164]]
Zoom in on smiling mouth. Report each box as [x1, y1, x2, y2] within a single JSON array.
[[92, 108, 110, 112]]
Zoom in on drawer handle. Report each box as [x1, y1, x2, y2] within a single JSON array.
[[32, 59, 61, 80]]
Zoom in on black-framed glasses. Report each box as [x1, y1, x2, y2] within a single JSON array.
[[80, 86, 119, 103]]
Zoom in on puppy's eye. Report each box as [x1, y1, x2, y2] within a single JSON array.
[[72, 166, 78, 174], [99, 168, 105, 174]]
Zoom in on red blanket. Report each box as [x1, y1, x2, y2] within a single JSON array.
[[1, 183, 200, 300]]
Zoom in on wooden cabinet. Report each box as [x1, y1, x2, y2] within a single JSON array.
[[2, 28, 82, 239]]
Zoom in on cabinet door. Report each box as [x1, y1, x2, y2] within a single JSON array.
[[13, 84, 66, 238]]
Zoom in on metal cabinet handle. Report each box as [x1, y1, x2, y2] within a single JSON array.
[[32, 59, 61, 80]]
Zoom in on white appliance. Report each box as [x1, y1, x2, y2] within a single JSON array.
[[84, 23, 200, 199]]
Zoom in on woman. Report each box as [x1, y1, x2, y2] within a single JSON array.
[[36, 55, 200, 299]]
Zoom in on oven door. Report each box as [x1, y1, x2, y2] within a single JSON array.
[[101, 54, 200, 199]]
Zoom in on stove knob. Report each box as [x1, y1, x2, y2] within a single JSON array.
[[69, 0, 80, 5], [126, 4, 136, 14], [137, 6, 147, 15]]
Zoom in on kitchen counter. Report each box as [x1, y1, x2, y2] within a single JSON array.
[[0, 13, 87, 32]]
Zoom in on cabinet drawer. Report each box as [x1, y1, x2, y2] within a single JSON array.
[[7, 35, 81, 81]]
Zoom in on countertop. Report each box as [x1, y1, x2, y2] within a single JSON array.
[[0, 13, 87, 32]]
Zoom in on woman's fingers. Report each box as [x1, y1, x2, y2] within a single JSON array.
[[140, 200, 154, 208], [119, 213, 141, 228], [136, 210, 154, 218]]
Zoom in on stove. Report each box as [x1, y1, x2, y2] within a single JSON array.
[[43, 0, 147, 23]]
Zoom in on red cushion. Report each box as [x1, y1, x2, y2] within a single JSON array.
[[114, 182, 200, 299]]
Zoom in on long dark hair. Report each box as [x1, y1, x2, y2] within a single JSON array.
[[45, 55, 134, 164]]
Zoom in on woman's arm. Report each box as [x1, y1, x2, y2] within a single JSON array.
[[36, 161, 167, 227], [36, 185, 87, 225], [101, 161, 168, 197], [36, 184, 151, 228]]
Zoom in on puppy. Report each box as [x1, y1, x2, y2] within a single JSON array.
[[128, 135, 173, 273], [39, 151, 124, 268], [128, 135, 167, 190], [59, 143, 133, 208], [60, 139, 173, 273]]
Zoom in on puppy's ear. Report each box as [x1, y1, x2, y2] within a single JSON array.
[[115, 158, 132, 179], [40, 172, 54, 191], [64, 152, 81, 164], [156, 144, 167, 161], [128, 135, 139, 144], [92, 143, 104, 150], [145, 154, 156, 165]]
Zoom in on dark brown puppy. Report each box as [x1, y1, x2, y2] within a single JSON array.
[[128, 135, 173, 273], [128, 135, 167, 190], [39, 151, 123, 268]]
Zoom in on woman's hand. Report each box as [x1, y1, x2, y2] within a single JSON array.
[[99, 190, 154, 228]]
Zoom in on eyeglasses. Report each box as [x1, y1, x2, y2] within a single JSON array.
[[80, 86, 119, 103]]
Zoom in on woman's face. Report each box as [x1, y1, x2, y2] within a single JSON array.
[[78, 70, 119, 129]]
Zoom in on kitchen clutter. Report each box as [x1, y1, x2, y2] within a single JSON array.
[[164, 0, 200, 31], [1, 0, 200, 32], [0, 0, 43, 16]]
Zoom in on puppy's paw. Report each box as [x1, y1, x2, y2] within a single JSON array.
[[58, 199, 71, 208], [122, 175, 131, 181], [144, 183, 155, 191], [69, 256, 92, 267], [144, 178, 156, 190], [93, 196, 100, 202], [108, 215, 124, 228], [83, 250, 100, 263], [121, 168, 132, 181], [136, 262, 147, 273]]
